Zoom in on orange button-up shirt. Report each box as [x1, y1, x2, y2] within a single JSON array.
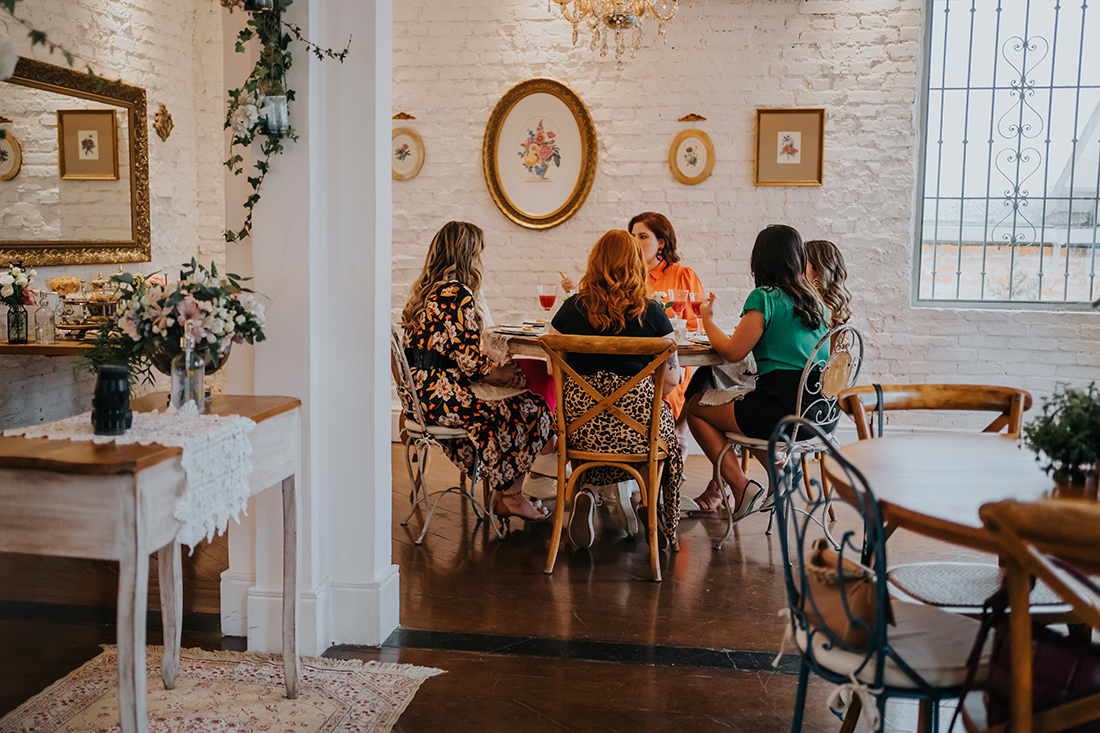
[[646, 260, 705, 419]]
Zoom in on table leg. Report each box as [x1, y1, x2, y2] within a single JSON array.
[[282, 475, 300, 699], [118, 539, 150, 733], [158, 542, 183, 690]]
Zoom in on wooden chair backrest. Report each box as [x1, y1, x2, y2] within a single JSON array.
[[389, 324, 426, 427], [836, 383, 1033, 440], [538, 334, 677, 463]]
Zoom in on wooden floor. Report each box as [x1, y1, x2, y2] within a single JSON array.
[[0, 446, 988, 731]]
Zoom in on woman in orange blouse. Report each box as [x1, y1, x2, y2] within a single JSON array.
[[628, 212, 703, 449]]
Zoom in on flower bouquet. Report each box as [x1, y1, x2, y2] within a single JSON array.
[[2, 263, 36, 344], [85, 259, 266, 387]]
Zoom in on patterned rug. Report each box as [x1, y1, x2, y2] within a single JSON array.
[[0, 646, 444, 732]]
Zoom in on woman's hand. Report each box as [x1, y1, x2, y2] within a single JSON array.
[[559, 273, 576, 293], [483, 361, 527, 389], [699, 292, 716, 322]]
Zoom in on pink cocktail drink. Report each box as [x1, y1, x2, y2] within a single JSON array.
[[539, 294, 557, 310]]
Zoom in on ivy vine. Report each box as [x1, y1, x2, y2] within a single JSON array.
[[222, 0, 350, 243]]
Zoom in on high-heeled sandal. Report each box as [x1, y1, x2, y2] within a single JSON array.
[[693, 479, 734, 512], [495, 489, 550, 522], [731, 479, 765, 522]]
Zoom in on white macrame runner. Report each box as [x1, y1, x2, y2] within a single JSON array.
[[4, 409, 256, 549]]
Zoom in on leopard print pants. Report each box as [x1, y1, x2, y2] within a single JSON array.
[[562, 371, 683, 540]]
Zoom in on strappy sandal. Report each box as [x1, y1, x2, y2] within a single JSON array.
[[496, 489, 550, 523], [731, 479, 765, 522], [693, 479, 733, 512]]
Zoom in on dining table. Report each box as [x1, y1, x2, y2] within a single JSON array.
[[501, 331, 724, 367], [0, 393, 302, 733], [821, 433, 1053, 553]]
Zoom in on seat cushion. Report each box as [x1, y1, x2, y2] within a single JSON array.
[[795, 600, 990, 689], [888, 562, 1066, 609], [404, 417, 470, 440]]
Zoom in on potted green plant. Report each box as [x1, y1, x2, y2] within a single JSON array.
[[1023, 382, 1100, 496]]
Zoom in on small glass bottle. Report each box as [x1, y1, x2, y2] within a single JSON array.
[[34, 291, 56, 344], [171, 321, 205, 414]]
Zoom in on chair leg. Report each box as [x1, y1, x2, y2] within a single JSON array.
[[917, 700, 933, 733], [791, 660, 809, 733], [801, 455, 814, 501], [820, 454, 837, 522], [838, 692, 863, 733], [714, 441, 737, 550], [401, 442, 431, 528], [765, 509, 774, 535], [544, 472, 572, 574]]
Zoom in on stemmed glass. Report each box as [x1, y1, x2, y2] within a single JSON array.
[[670, 289, 688, 320], [688, 291, 706, 335], [537, 281, 558, 321]]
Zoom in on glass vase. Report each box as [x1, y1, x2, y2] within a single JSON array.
[[6, 304, 28, 344]]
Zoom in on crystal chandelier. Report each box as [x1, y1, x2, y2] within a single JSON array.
[[548, 0, 685, 70]]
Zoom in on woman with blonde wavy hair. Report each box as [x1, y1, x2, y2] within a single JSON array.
[[803, 239, 852, 328], [402, 221, 553, 522], [548, 230, 684, 550]]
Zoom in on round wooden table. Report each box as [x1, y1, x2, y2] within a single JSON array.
[[822, 433, 1053, 552], [502, 333, 724, 366]]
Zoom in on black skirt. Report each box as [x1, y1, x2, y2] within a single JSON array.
[[732, 369, 835, 440]]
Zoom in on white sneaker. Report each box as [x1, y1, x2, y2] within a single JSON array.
[[524, 473, 559, 501], [601, 482, 640, 536]]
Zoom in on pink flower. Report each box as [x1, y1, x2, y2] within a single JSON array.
[[22, 288, 34, 305], [537, 144, 554, 160], [152, 306, 174, 332], [546, 132, 555, 138], [534, 133, 546, 143]]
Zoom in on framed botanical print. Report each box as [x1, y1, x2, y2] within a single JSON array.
[[669, 129, 714, 185], [754, 108, 825, 186], [482, 78, 598, 230], [0, 131, 22, 181], [392, 127, 424, 181], [57, 109, 120, 180]]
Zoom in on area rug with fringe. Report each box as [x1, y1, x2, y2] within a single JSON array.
[[0, 646, 444, 733]]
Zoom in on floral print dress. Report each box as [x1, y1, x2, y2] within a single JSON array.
[[403, 282, 553, 493]]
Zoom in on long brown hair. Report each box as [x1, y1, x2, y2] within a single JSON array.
[[750, 225, 823, 330], [804, 239, 852, 328], [628, 211, 679, 264], [401, 221, 485, 331], [576, 230, 649, 332]]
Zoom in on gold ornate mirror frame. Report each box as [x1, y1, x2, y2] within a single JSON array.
[[1, 57, 150, 266]]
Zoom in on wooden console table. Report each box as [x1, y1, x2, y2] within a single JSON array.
[[0, 394, 302, 733]]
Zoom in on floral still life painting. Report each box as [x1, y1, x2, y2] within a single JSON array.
[[79, 131, 99, 160], [394, 142, 411, 162], [518, 118, 561, 182], [778, 131, 801, 164], [682, 145, 699, 169]]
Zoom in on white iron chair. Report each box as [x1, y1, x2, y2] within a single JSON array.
[[390, 325, 500, 544], [710, 324, 864, 550]]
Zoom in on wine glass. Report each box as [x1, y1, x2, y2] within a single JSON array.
[[537, 281, 558, 320], [688, 291, 706, 335], [670, 288, 688, 320]]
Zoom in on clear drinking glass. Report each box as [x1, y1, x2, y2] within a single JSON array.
[[537, 281, 558, 320], [688, 291, 706, 334]]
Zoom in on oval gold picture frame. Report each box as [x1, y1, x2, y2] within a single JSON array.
[[392, 127, 424, 181], [482, 78, 598, 230], [0, 131, 21, 181], [669, 129, 715, 185]]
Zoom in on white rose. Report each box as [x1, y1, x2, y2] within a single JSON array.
[[0, 41, 17, 82], [231, 102, 260, 136], [0, 274, 12, 286], [14, 276, 27, 286], [28, 269, 36, 277], [1, 284, 13, 298]]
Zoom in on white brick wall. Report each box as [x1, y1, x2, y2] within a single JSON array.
[[392, 0, 1100, 427], [1, 0, 226, 427]]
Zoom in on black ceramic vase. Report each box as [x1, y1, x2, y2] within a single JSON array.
[[91, 365, 133, 436]]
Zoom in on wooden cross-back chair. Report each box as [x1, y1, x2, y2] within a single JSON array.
[[389, 324, 498, 545], [837, 384, 1032, 441], [959, 500, 1100, 733], [539, 334, 677, 582], [835, 384, 1051, 616]]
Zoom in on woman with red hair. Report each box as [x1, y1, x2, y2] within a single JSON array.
[[548, 230, 684, 550]]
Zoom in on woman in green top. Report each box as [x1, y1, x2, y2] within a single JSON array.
[[685, 225, 828, 519]]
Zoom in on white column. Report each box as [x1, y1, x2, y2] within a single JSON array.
[[225, 0, 396, 655]]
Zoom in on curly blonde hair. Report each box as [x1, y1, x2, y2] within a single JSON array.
[[401, 222, 485, 332], [804, 239, 852, 328], [576, 230, 649, 333]]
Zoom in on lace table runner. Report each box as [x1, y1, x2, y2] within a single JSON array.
[[4, 411, 256, 549]]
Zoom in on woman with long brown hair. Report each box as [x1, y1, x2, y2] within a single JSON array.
[[804, 239, 852, 328], [549, 230, 684, 550], [402, 221, 553, 522], [685, 225, 829, 521]]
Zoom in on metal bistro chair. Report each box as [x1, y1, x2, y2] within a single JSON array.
[[834, 384, 1069, 618], [710, 323, 864, 550], [540, 334, 678, 582], [389, 325, 498, 545], [770, 417, 990, 733]]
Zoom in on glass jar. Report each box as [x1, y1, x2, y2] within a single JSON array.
[[6, 303, 28, 344], [34, 292, 56, 344]]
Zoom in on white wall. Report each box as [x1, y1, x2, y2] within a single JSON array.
[[391, 0, 1100, 425], [0, 0, 227, 427]]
